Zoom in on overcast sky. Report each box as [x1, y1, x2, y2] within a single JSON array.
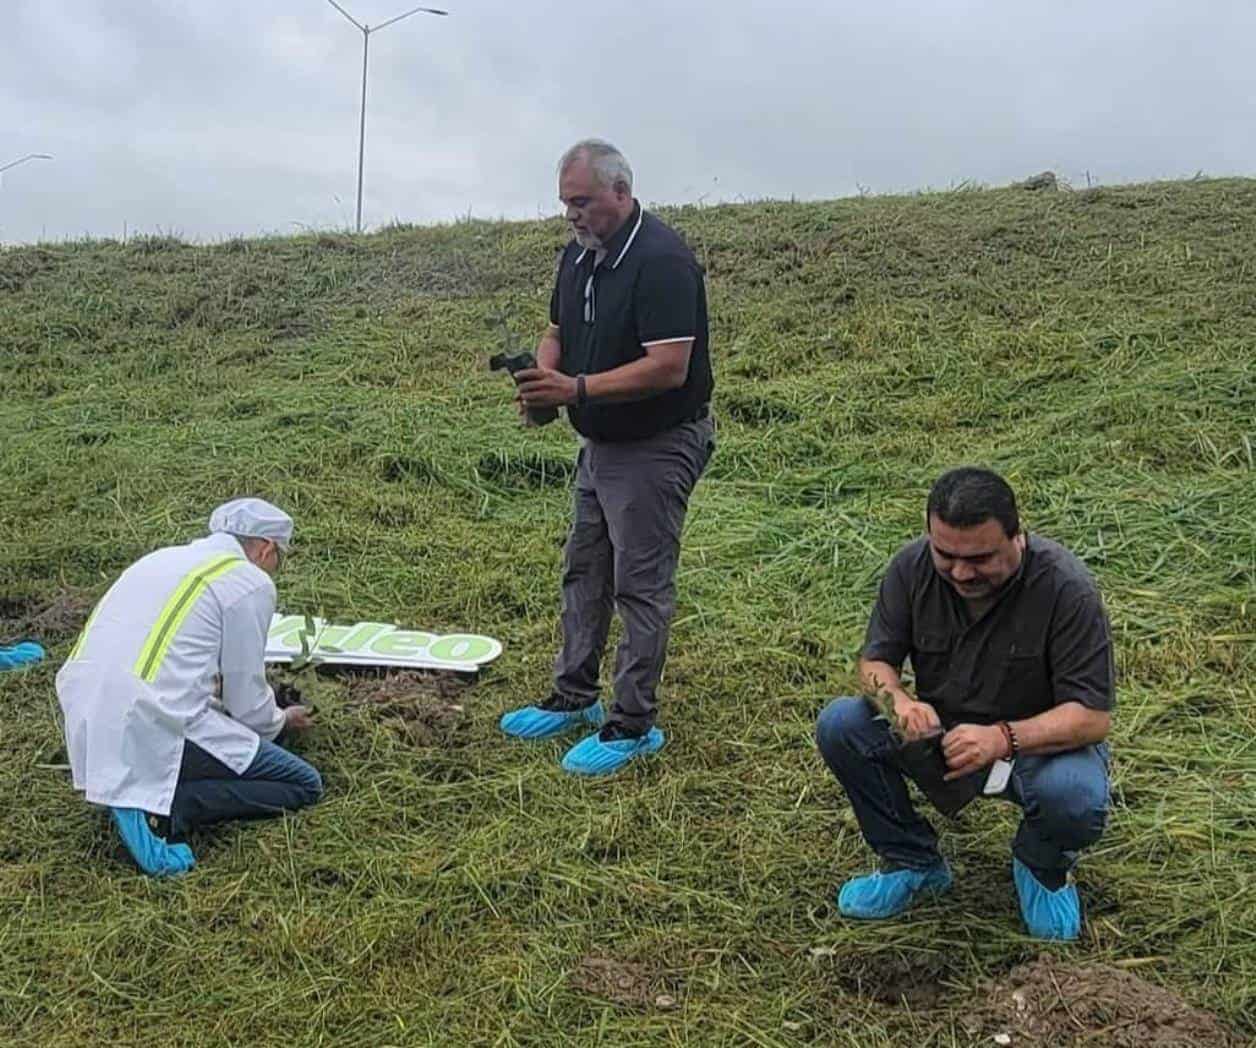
[[1, 1, 1253, 244]]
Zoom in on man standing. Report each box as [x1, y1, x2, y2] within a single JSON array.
[[500, 139, 715, 776], [57, 498, 322, 876], [815, 468, 1114, 939]]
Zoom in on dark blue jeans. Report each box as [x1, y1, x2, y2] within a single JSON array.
[[815, 696, 1109, 885], [169, 735, 323, 838]]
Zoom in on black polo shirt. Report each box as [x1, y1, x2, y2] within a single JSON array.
[[863, 534, 1115, 726], [549, 201, 713, 442]]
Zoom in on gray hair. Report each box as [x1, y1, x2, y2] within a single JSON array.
[[558, 139, 633, 193]]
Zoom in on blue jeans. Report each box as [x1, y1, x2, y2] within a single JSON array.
[[815, 696, 1109, 885], [169, 735, 323, 838]]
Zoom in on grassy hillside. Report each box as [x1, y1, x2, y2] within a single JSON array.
[[1, 178, 1254, 1046]]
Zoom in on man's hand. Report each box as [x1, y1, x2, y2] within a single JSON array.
[[515, 367, 577, 409], [283, 705, 315, 731], [941, 724, 1007, 780], [892, 693, 942, 740]]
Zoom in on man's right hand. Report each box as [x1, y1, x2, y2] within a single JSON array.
[[283, 705, 315, 731], [892, 693, 942, 739]]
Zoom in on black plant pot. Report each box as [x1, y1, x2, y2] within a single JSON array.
[[891, 731, 982, 818]]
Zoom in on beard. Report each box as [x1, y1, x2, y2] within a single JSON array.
[[573, 227, 603, 250]]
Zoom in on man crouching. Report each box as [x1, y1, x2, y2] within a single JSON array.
[[815, 468, 1113, 940], [57, 498, 321, 876]]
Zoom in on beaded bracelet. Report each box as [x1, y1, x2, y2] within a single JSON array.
[[998, 720, 1019, 759]]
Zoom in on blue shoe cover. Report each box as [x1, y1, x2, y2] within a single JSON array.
[[500, 701, 604, 740], [1013, 857, 1081, 940], [110, 808, 196, 878], [837, 862, 952, 919], [0, 641, 45, 672], [561, 727, 666, 776]]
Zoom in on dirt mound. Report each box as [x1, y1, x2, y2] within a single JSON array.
[[969, 956, 1241, 1047], [570, 955, 678, 1011], [343, 671, 471, 746], [817, 949, 954, 1010], [0, 590, 94, 644]]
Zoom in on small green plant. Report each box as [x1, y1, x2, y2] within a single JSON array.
[[287, 614, 327, 676], [271, 615, 341, 703], [486, 309, 528, 357], [864, 672, 907, 742]]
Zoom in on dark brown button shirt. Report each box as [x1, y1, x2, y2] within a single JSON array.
[[863, 534, 1115, 725]]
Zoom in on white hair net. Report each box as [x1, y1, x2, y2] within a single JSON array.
[[208, 498, 294, 550]]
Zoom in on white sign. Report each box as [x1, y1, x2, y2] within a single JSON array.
[[265, 614, 502, 672]]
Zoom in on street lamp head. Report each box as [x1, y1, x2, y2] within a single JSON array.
[[1, 153, 55, 175]]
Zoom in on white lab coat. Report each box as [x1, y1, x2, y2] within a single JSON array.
[[56, 532, 285, 815]]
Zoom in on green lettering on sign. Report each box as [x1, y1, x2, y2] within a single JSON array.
[[428, 635, 495, 664], [316, 626, 354, 650], [370, 630, 437, 658], [341, 622, 390, 651], [268, 614, 308, 646]]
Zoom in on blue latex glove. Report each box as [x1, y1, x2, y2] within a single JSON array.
[[837, 862, 953, 919], [500, 702, 604, 740], [110, 808, 196, 878], [0, 641, 45, 672], [561, 726, 666, 776]]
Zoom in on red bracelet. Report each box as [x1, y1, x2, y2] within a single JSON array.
[[998, 721, 1016, 759]]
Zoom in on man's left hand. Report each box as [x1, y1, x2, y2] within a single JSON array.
[[515, 367, 578, 408], [941, 723, 1007, 780]]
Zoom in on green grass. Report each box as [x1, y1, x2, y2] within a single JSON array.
[[1, 179, 1254, 1046]]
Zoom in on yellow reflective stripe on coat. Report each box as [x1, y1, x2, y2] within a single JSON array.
[[133, 554, 245, 682]]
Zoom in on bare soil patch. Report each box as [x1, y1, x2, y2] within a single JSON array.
[[343, 670, 472, 746], [0, 590, 94, 643], [570, 954, 678, 1011], [824, 950, 954, 1010], [968, 956, 1242, 1046]]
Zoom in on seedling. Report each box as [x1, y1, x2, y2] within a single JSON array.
[[864, 673, 909, 742], [271, 615, 341, 712], [486, 311, 558, 426]]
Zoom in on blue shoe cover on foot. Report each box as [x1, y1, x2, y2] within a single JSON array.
[[110, 808, 195, 878], [838, 862, 952, 919], [0, 641, 45, 672], [1014, 857, 1080, 940], [500, 701, 604, 740], [561, 727, 665, 775]]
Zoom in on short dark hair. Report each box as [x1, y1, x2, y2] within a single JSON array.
[[926, 467, 1020, 537]]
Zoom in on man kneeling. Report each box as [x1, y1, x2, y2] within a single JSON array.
[[57, 498, 321, 877], [816, 468, 1113, 940]]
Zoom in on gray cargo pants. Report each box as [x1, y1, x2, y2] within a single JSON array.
[[551, 416, 715, 734]]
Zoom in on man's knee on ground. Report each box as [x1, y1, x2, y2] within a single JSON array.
[[295, 763, 324, 809]]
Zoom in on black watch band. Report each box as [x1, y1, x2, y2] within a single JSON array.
[[576, 374, 588, 405]]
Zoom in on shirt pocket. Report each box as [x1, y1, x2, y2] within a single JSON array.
[[908, 631, 952, 699]]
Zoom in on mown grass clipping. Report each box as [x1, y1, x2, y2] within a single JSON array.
[[1, 178, 1254, 1046]]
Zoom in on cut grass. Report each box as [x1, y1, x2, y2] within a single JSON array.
[[1, 178, 1254, 1045]]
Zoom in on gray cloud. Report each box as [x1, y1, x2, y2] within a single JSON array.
[[2, 0, 1254, 243]]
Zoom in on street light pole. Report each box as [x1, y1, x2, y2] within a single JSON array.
[[356, 26, 369, 236], [0, 153, 53, 177], [324, 1, 448, 234]]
